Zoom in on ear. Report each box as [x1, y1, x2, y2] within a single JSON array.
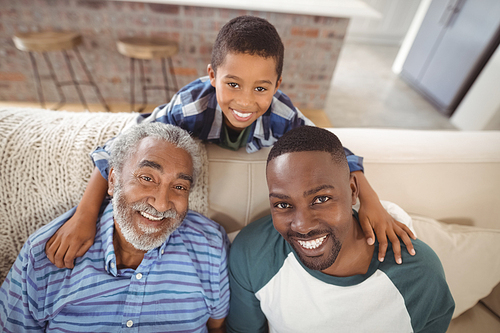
[[108, 168, 116, 196], [207, 64, 216, 87], [349, 173, 359, 206], [274, 76, 282, 93]]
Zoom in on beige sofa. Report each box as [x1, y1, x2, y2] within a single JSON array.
[[1, 108, 499, 332]]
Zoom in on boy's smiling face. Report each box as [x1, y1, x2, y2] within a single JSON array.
[[208, 52, 282, 131]]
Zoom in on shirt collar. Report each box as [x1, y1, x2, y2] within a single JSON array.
[[95, 202, 117, 276], [100, 202, 171, 276]]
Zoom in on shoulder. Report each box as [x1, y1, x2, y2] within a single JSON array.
[[381, 239, 447, 284], [405, 239, 445, 274], [270, 90, 298, 119], [177, 210, 229, 251], [230, 215, 290, 291], [380, 239, 454, 328], [231, 215, 282, 256], [269, 90, 314, 126], [176, 76, 215, 106], [25, 207, 78, 269]]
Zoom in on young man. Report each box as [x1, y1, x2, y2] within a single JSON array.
[[0, 123, 229, 332], [227, 126, 454, 332], [46, 16, 414, 269]]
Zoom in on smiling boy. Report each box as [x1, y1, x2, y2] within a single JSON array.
[[226, 126, 454, 332], [46, 15, 414, 270]]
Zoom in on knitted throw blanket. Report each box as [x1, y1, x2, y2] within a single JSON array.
[[0, 108, 209, 283]]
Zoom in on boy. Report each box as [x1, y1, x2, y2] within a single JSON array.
[[46, 16, 415, 268]]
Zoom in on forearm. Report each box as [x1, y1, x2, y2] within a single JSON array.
[[75, 167, 109, 218], [353, 170, 379, 204], [207, 318, 226, 333]]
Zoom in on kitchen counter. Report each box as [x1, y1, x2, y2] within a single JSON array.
[[113, 0, 381, 18], [1, 0, 379, 110]]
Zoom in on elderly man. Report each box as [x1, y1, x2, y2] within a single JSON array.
[[227, 126, 454, 332], [0, 123, 229, 332]]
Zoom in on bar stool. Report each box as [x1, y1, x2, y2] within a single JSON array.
[[12, 31, 109, 111], [117, 36, 179, 112]]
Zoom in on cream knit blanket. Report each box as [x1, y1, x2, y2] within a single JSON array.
[[0, 108, 209, 283]]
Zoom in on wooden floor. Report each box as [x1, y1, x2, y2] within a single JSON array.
[[0, 101, 333, 128]]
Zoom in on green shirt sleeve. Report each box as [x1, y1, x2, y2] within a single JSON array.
[[227, 215, 285, 333], [380, 239, 455, 333]]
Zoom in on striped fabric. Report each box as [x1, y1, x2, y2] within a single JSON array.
[[91, 77, 364, 182], [0, 202, 230, 332]]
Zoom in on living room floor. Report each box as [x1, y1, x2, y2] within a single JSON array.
[[325, 42, 456, 130]]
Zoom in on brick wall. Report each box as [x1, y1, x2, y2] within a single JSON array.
[[0, 0, 348, 109]]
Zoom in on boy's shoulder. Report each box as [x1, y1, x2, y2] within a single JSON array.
[[177, 76, 215, 102], [268, 90, 314, 126]]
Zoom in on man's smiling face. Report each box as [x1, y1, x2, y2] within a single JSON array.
[[108, 137, 193, 251], [208, 52, 282, 131], [267, 150, 358, 274]]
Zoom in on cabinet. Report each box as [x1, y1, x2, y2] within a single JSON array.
[[400, 0, 500, 116]]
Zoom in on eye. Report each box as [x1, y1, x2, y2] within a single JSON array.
[[313, 196, 330, 205], [228, 82, 239, 88], [174, 185, 189, 191], [140, 175, 153, 182], [274, 202, 292, 209], [255, 86, 267, 92]]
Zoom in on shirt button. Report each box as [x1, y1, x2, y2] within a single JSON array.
[[136, 273, 143, 280], [110, 262, 115, 269], [161, 249, 165, 255], [126, 320, 133, 328]]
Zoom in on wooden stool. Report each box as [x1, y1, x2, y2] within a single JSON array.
[[13, 31, 109, 111], [117, 37, 179, 112]]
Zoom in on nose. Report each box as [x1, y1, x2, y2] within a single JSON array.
[[290, 208, 317, 235], [235, 89, 254, 109], [148, 185, 172, 213]]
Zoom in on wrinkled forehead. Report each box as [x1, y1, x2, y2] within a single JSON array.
[[126, 138, 193, 173]]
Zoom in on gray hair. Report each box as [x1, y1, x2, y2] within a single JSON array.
[[109, 123, 202, 188]]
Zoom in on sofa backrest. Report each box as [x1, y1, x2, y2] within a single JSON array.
[[206, 128, 500, 232]]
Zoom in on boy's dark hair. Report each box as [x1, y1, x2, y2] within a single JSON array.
[[211, 15, 284, 81], [267, 126, 347, 168]]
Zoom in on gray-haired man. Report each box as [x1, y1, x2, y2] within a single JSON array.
[[0, 123, 229, 332]]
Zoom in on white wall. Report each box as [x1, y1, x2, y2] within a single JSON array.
[[346, 0, 422, 45], [450, 44, 500, 130]]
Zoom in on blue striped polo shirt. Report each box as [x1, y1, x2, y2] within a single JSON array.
[[0, 202, 230, 332]]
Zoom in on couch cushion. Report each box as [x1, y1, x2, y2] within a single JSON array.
[[411, 215, 500, 318], [447, 302, 500, 333]]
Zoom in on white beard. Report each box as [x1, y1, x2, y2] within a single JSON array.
[[111, 181, 185, 251]]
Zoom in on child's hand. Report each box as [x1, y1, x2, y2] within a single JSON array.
[[46, 211, 96, 269], [358, 199, 416, 264]]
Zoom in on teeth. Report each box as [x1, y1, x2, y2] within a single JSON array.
[[297, 236, 327, 250], [140, 211, 163, 221], [233, 109, 252, 118]]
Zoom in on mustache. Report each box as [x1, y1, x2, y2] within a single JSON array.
[[131, 201, 179, 220], [287, 229, 331, 239]]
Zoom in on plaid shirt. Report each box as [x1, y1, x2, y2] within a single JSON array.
[[91, 77, 363, 180]]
